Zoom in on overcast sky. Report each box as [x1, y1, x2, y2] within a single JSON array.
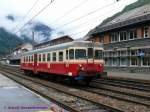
[[0, 0, 137, 39]]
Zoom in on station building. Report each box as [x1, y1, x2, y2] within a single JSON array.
[[9, 43, 33, 64], [86, 4, 150, 73]]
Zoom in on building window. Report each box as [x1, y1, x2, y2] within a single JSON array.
[[43, 54, 46, 62], [100, 37, 104, 43], [120, 58, 127, 66], [131, 57, 138, 66], [129, 30, 137, 40], [144, 27, 149, 38], [52, 52, 56, 61], [120, 31, 127, 41], [110, 33, 118, 43], [120, 50, 127, 56], [59, 51, 63, 61], [69, 49, 74, 59], [95, 50, 103, 59], [131, 50, 137, 56], [142, 57, 150, 66], [112, 58, 117, 66], [47, 53, 51, 61], [105, 59, 109, 66]]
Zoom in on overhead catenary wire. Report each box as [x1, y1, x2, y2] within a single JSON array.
[[15, 0, 55, 34], [50, 0, 90, 25], [15, 0, 122, 40], [13, 0, 40, 31], [62, 0, 132, 38], [54, 0, 119, 30], [64, 3, 126, 31]]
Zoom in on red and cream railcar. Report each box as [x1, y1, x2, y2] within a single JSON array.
[[21, 41, 104, 83]]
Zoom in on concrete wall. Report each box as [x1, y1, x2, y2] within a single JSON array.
[[105, 66, 150, 74]]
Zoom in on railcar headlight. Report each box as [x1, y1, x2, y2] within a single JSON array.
[[81, 67, 84, 71], [68, 72, 72, 76], [65, 63, 69, 67], [79, 64, 82, 67]]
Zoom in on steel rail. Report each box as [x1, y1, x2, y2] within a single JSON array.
[[0, 67, 124, 112]]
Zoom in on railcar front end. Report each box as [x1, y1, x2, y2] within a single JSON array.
[[21, 41, 105, 84]]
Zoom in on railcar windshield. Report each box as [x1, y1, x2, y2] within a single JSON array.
[[95, 50, 103, 59], [75, 49, 86, 59]]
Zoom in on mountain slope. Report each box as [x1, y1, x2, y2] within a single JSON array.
[[0, 14, 67, 56], [0, 27, 23, 56]]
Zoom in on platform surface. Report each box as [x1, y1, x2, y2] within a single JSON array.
[[108, 71, 150, 81], [0, 73, 67, 112]]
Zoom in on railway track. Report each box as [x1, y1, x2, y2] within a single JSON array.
[[93, 79, 150, 92], [80, 86, 150, 107], [0, 65, 150, 112], [0, 66, 124, 112]]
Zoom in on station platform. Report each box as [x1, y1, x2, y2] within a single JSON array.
[[0, 73, 67, 112], [107, 71, 150, 81]]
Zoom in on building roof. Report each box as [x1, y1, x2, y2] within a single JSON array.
[[34, 35, 74, 49], [88, 4, 150, 35], [12, 43, 32, 51]]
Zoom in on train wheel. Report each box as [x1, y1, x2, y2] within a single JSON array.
[[66, 77, 76, 85], [24, 70, 29, 75], [85, 78, 92, 86]]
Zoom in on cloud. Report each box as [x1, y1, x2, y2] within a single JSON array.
[[0, 0, 137, 40]]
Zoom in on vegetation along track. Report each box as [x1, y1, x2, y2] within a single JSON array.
[[0, 65, 150, 112]]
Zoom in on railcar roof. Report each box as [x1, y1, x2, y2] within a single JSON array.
[[22, 41, 103, 55]]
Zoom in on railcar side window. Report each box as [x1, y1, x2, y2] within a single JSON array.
[[43, 54, 46, 62], [88, 48, 93, 58], [59, 51, 63, 61], [66, 50, 68, 60], [27, 56, 28, 62], [39, 54, 41, 62], [95, 50, 103, 59], [25, 56, 27, 62], [32, 55, 34, 62], [75, 49, 86, 59], [34, 54, 37, 62], [30, 56, 32, 62], [47, 53, 51, 61], [69, 49, 74, 59], [52, 52, 56, 61], [24, 57, 25, 62], [29, 56, 30, 62]]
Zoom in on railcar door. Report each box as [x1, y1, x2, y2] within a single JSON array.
[[34, 54, 38, 74]]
